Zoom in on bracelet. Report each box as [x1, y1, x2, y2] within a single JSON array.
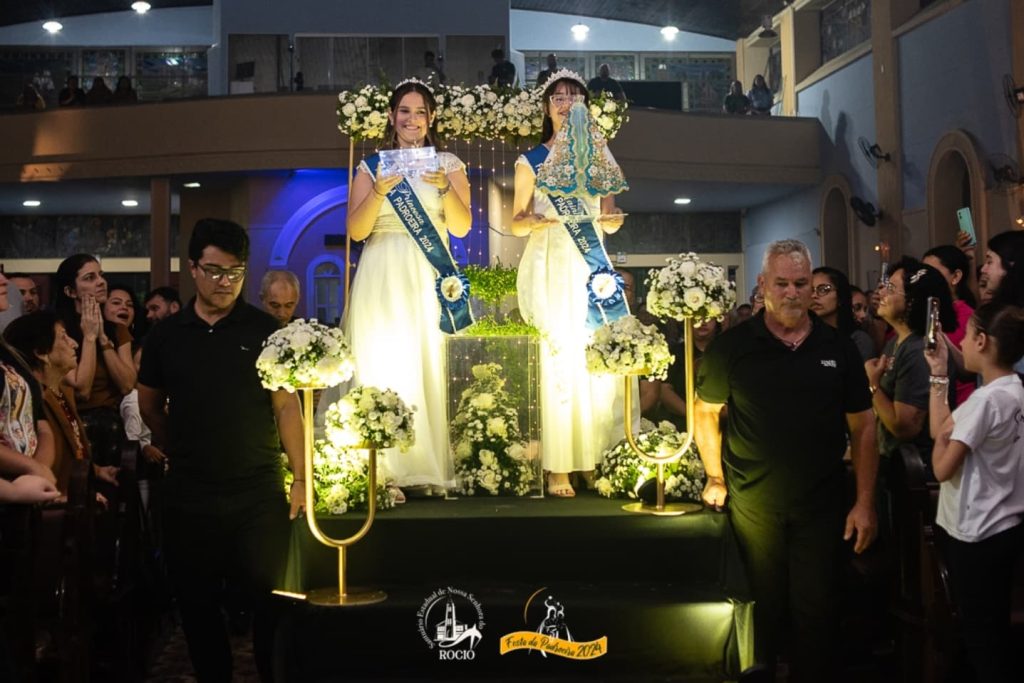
[[100, 341, 115, 352], [869, 385, 878, 395], [929, 375, 950, 387], [438, 182, 451, 198]]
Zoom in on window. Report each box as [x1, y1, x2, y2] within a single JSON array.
[[308, 257, 344, 325]]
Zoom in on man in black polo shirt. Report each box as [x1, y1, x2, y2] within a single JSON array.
[[139, 219, 304, 682], [694, 239, 878, 682]]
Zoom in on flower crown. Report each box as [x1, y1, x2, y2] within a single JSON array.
[[536, 68, 587, 94], [394, 76, 434, 94]]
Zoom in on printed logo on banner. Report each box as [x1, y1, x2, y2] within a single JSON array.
[[499, 588, 607, 660], [416, 587, 486, 661]]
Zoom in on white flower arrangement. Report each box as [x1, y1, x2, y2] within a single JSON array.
[[282, 443, 397, 515], [451, 363, 534, 496], [256, 319, 355, 391], [324, 386, 416, 450], [336, 82, 624, 143], [594, 420, 706, 501], [587, 91, 629, 139], [586, 315, 673, 380], [337, 85, 392, 141], [646, 252, 737, 323]]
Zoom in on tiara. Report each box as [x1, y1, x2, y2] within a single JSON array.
[[536, 68, 587, 94], [394, 76, 435, 94]]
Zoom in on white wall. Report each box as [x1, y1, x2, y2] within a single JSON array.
[[510, 10, 736, 54], [898, 0, 1016, 210], [797, 54, 878, 205], [0, 6, 214, 47], [742, 187, 822, 289]]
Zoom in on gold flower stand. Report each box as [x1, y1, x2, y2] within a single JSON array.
[[300, 387, 387, 607], [622, 317, 703, 516]]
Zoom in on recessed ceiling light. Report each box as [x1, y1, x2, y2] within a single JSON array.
[[121, 199, 139, 207], [42, 20, 63, 33], [22, 200, 41, 207], [183, 181, 201, 188], [131, 1, 151, 13], [570, 23, 589, 41], [674, 197, 692, 205], [661, 26, 679, 40]]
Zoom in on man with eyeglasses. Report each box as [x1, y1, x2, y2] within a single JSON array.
[[693, 239, 878, 681], [138, 218, 305, 682]]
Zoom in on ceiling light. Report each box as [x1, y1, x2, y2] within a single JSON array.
[[22, 200, 41, 207], [131, 1, 151, 13], [42, 20, 63, 33], [183, 181, 201, 188], [674, 197, 692, 205], [661, 26, 679, 40], [121, 199, 139, 207], [570, 23, 589, 41]]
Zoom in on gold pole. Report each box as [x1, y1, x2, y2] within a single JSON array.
[[344, 141, 355, 307], [621, 316, 701, 516], [301, 388, 386, 606]]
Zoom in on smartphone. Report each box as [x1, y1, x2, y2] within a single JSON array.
[[957, 207, 977, 247], [878, 262, 890, 287], [925, 296, 940, 351]]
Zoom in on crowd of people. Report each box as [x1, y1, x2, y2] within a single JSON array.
[[14, 74, 138, 112], [2, 64, 1022, 683]]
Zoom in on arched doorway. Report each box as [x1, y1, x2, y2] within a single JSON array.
[[818, 174, 855, 276], [927, 130, 987, 253]]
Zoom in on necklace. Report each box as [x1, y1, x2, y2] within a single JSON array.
[[768, 322, 811, 351]]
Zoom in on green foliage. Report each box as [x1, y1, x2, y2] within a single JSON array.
[[464, 318, 539, 338], [464, 263, 519, 307]]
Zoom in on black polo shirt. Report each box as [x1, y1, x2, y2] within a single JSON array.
[[696, 310, 872, 511], [139, 297, 282, 497]]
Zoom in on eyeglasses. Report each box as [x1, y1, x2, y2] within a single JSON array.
[[549, 94, 585, 107], [811, 284, 834, 297], [883, 281, 905, 296], [196, 262, 246, 283]]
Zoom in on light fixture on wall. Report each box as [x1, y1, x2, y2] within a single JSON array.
[[22, 200, 41, 207], [757, 16, 777, 39], [42, 20, 63, 33], [673, 197, 692, 205], [131, 1, 151, 13], [661, 25, 679, 40], [121, 199, 139, 207], [857, 137, 891, 168], [183, 181, 201, 188], [570, 23, 589, 41]]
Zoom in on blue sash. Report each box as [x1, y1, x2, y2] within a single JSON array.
[[365, 154, 473, 333], [524, 145, 629, 330]]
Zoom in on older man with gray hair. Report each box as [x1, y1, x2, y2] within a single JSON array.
[[259, 270, 300, 326], [693, 239, 878, 681]]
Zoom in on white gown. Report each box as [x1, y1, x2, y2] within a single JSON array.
[[516, 153, 635, 475], [339, 152, 465, 488]]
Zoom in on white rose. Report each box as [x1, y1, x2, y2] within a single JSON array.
[[470, 393, 495, 410], [455, 441, 472, 460], [590, 104, 602, 118], [604, 100, 617, 112], [478, 449, 495, 466], [679, 260, 696, 277], [341, 103, 356, 117], [684, 287, 706, 309], [478, 469, 500, 494], [598, 115, 613, 129], [354, 95, 367, 107], [460, 94, 475, 107], [486, 417, 507, 439]]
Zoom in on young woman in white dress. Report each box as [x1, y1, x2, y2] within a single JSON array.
[[511, 71, 630, 497], [344, 79, 471, 493]]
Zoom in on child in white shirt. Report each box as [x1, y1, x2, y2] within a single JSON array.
[[925, 302, 1024, 683]]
